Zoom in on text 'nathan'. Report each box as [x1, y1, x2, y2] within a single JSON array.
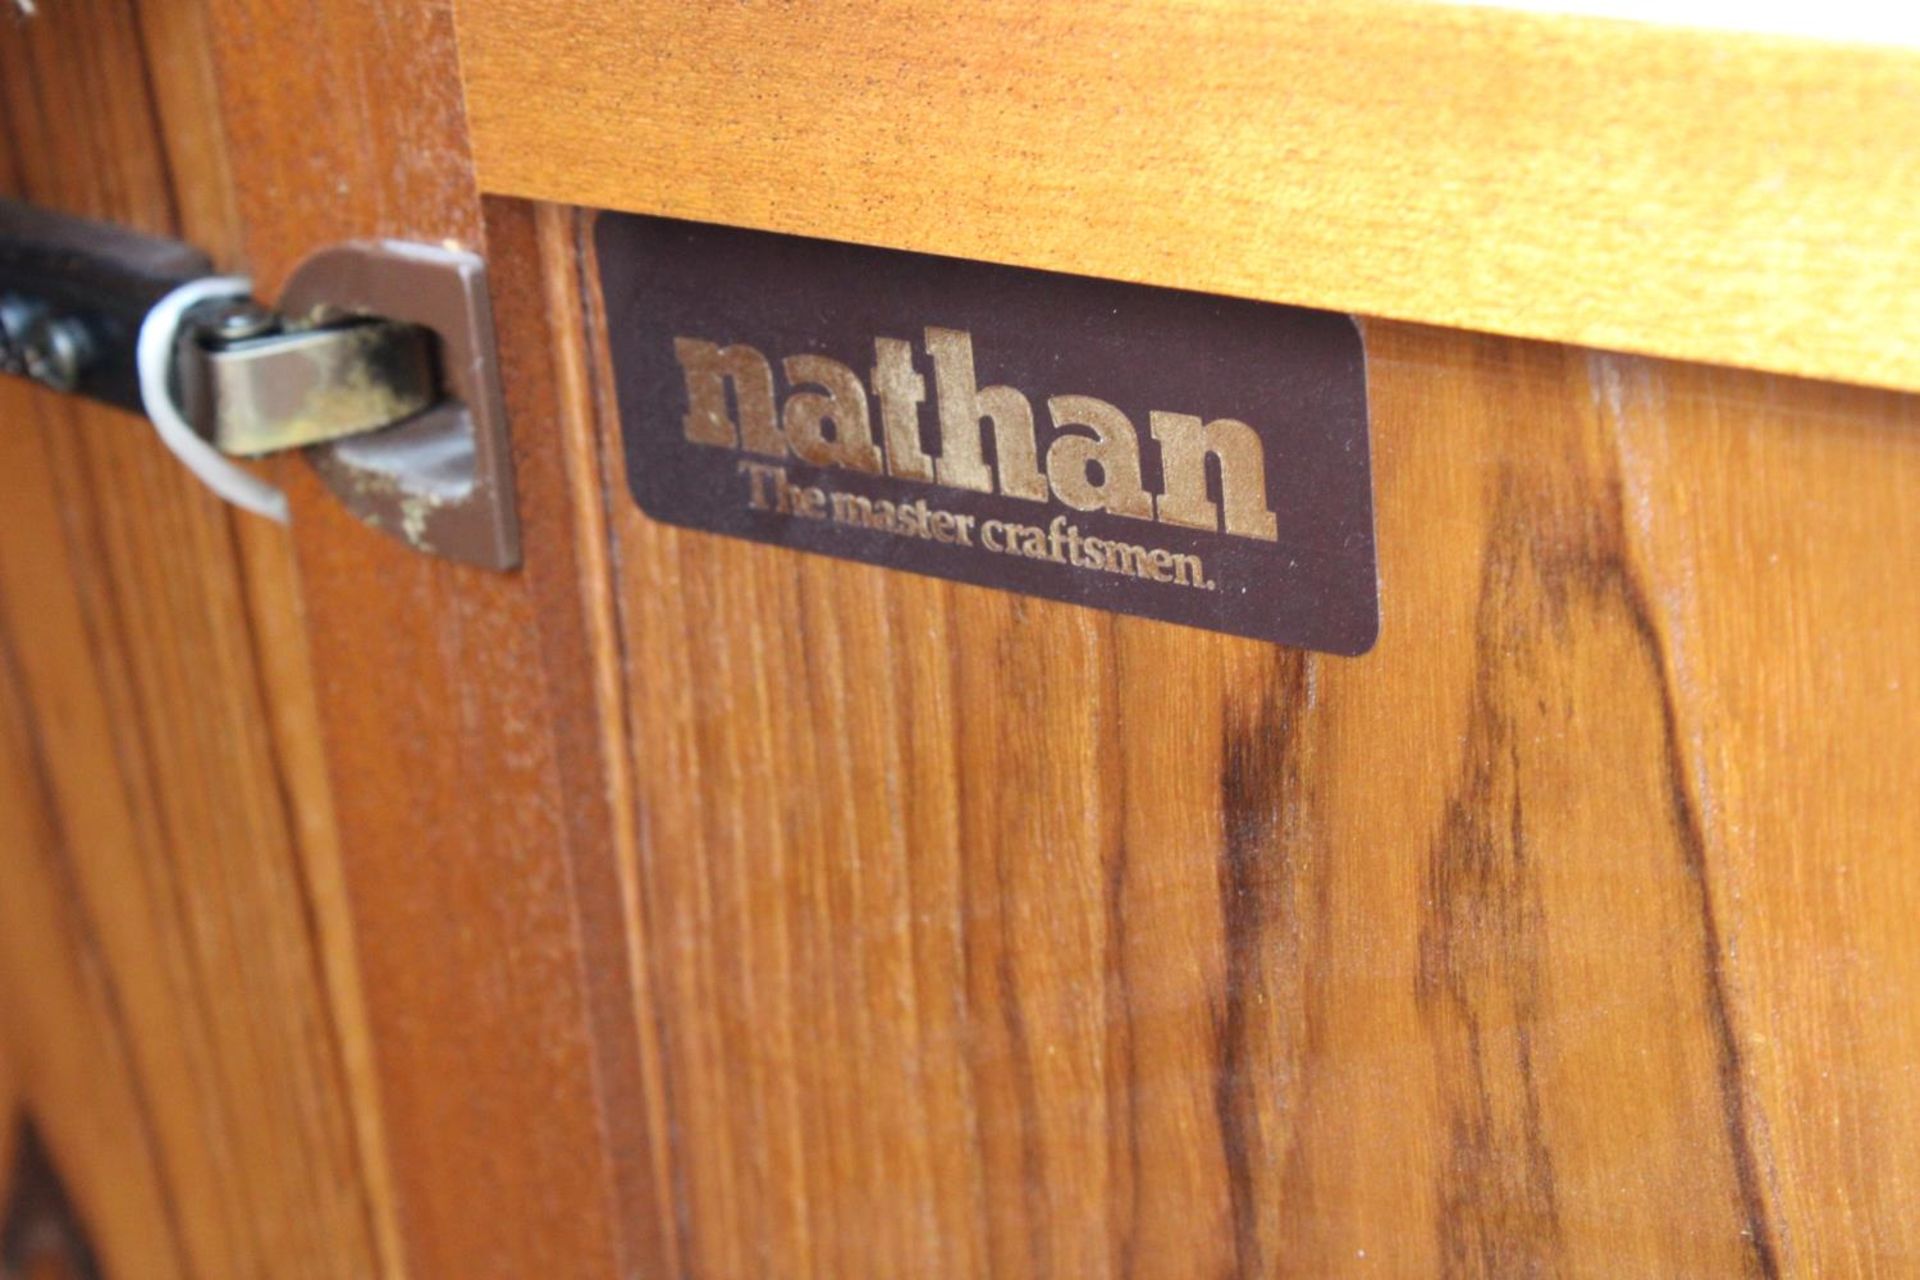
[[674, 327, 1281, 543]]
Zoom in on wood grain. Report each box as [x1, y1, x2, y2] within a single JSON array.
[[7, 2, 1918, 1277], [0, 0, 391, 1273], [194, 0, 649, 1274], [539, 202, 1920, 1275], [458, 0, 1920, 394], [4, 0, 663, 1273]]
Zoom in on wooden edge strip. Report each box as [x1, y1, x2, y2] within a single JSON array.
[[456, 0, 1920, 393]]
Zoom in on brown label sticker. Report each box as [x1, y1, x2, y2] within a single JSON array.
[[594, 212, 1378, 654]]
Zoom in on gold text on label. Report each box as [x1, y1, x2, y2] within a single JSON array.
[[674, 327, 1282, 543]]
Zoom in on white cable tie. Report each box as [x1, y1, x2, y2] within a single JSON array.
[[136, 275, 291, 524]]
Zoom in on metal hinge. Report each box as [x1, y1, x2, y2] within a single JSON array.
[[178, 301, 438, 457], [0, 198, 518, 570]]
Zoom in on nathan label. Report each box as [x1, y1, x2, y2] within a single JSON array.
[[594, 213, 1378, 654]]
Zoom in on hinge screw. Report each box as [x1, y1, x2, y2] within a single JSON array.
[[199, 299, 280, 346], [0, 292, 95, 392]]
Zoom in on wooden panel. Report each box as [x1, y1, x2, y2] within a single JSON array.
[[533, 201, 1920, 1275], [196, 1, 648, 1276], [0, 0, 390, 1274], [459, 1, 1920, 393], [8, 3, 1917, 1277], [2, 2, 646, 1277]]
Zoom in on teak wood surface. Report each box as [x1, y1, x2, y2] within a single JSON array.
[[459, 0, 1920, 395], [3, 1, 1918, 1277]]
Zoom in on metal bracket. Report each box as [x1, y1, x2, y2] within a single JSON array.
[[279, 242, 520, 571], [1, 196, 519, 570]]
